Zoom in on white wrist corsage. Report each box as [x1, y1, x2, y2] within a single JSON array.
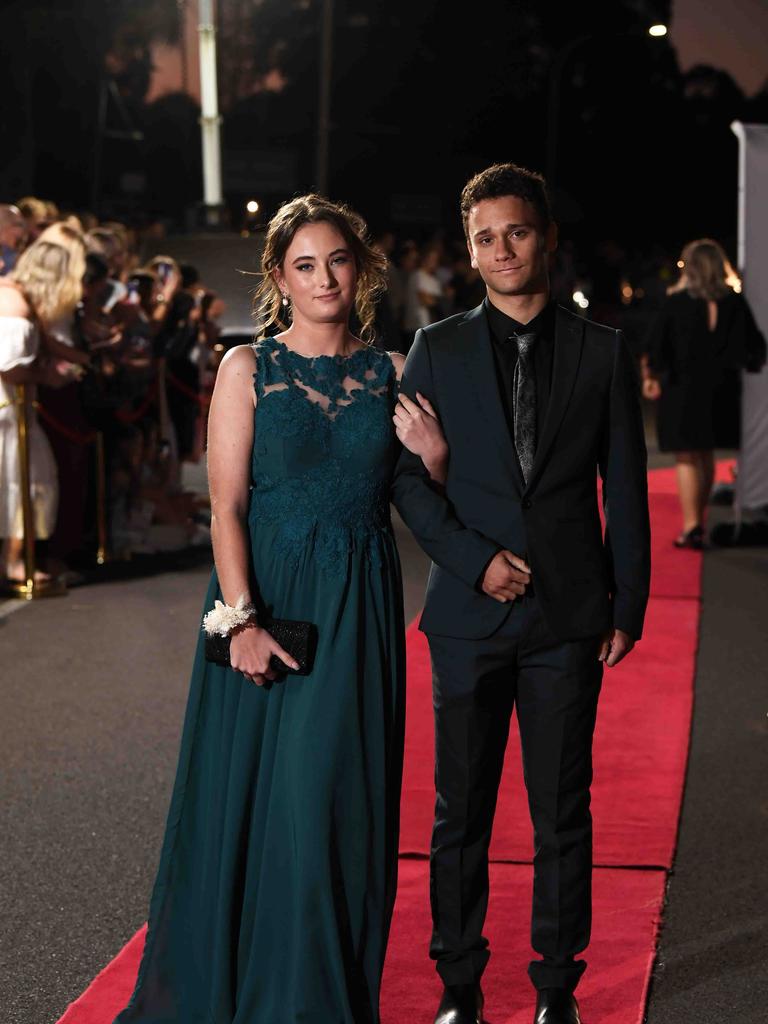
[[202, 594, 257, 637]]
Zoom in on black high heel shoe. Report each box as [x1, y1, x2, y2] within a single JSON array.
[[674, 525, 704, 549]]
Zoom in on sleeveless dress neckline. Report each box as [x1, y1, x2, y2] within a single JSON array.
[[269, 334, 372, 364]]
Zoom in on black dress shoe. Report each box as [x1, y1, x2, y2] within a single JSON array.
[[433, 983, 484, 1024], [534, 988, 581, 1024]]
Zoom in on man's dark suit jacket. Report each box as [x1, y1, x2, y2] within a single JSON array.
[[391, 302, 651, 642]]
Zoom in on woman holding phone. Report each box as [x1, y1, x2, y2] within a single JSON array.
[[113, 195, 447, 1024]]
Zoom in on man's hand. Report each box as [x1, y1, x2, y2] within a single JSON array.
[[642, 377, 661, 400], [598, 628, 635, 668], [481, 550, 531, 604]]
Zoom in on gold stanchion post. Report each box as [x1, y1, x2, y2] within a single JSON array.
[[95, 431, 110, 565], [5, 384, 66, 599]]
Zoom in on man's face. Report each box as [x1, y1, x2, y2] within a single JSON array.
[[466, 195, 557, 300]]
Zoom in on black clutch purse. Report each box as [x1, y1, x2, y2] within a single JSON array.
[[204, 617, 318, 676]]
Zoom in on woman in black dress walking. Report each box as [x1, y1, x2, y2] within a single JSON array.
[[643, 239, 766, 547]]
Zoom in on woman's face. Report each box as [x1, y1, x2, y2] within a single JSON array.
[[275, 221, 358, 327]]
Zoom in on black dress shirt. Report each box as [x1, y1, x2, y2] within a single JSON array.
[[484, 297, 555, 447]]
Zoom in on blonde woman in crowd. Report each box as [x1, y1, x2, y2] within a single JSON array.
[[0, 226, 88, 581], [644, 239, 766, 547]]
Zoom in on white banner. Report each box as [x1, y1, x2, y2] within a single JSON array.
[[731, 122, 768, 514]]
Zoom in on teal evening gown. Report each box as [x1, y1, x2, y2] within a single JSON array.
[[114, 337, 406, 1024]]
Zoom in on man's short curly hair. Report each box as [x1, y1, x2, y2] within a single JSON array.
[[460, 163, 551, 237]]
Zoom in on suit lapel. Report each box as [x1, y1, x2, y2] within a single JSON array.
[[458, 303, 525, 493], [526, 305, 585, 492]]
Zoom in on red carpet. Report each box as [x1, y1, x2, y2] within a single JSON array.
[[382, 862, 665, 1024], [56, 464, 708, 1024], [58, 863, 664, 1024], [398, 596, 699, 867]]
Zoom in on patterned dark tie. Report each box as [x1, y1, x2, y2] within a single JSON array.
[[511, 331, 537, 484]]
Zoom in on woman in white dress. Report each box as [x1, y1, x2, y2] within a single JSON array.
[[0, 226, 87, 581]]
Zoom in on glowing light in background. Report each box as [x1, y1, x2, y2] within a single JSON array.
[[246, 200, 259, 214], [572, 290, 590, 310], [648, 24, 668, 38]]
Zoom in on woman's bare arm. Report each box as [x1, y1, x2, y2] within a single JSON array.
[[207, 344, 298, 682], [207, 345, 259, 605]]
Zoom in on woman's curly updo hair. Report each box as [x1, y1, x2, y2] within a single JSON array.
[[253, 193, 388, 344]]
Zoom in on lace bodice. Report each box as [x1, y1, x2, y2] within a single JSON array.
[[249, 336, 400, 573]]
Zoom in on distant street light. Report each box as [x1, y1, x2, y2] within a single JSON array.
[[246, 200, 260, 214], [546, 26, 668, 188]]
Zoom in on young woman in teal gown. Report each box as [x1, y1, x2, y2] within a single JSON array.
[[113, 195, 448, 1024]]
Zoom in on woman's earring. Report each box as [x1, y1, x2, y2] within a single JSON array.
[[282, 293, 290, 308]]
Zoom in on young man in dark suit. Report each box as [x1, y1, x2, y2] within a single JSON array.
[[392, 163, 651, 1024]]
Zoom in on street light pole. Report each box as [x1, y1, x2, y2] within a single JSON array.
[[316, 0, 335, 195], [198, 0, 224, 225]]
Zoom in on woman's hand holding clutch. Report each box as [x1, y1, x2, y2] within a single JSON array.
[[394, 391, 449, 484], [230, 623, 300, 686]]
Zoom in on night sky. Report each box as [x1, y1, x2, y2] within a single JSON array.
[[0, 0, 766, 256], [672, 0, 768, 95]]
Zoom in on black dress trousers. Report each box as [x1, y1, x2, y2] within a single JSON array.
[[426, 593, 603, 992]]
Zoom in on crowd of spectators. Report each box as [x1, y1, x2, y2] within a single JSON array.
[[0, 199, 224, 585]]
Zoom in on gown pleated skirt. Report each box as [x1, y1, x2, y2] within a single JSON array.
[[115, 515, 405, 1024]]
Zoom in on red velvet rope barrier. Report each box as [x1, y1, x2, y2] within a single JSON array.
[[114, 381, 158, 424], [33, 402, 98, 446], [34, 375, 159, 440], [31, 370, 213, 444], [165, 371, 212, 407]]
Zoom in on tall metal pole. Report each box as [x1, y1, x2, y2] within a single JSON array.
[[198, 0, 223, 222], [95, 432, 109, 565], [730, 120, 747, 273], [316, 0, 335, 195]]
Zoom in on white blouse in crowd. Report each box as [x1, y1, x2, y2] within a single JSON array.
[[0, 316, 58, 539], [404, 268, 443, 332]]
